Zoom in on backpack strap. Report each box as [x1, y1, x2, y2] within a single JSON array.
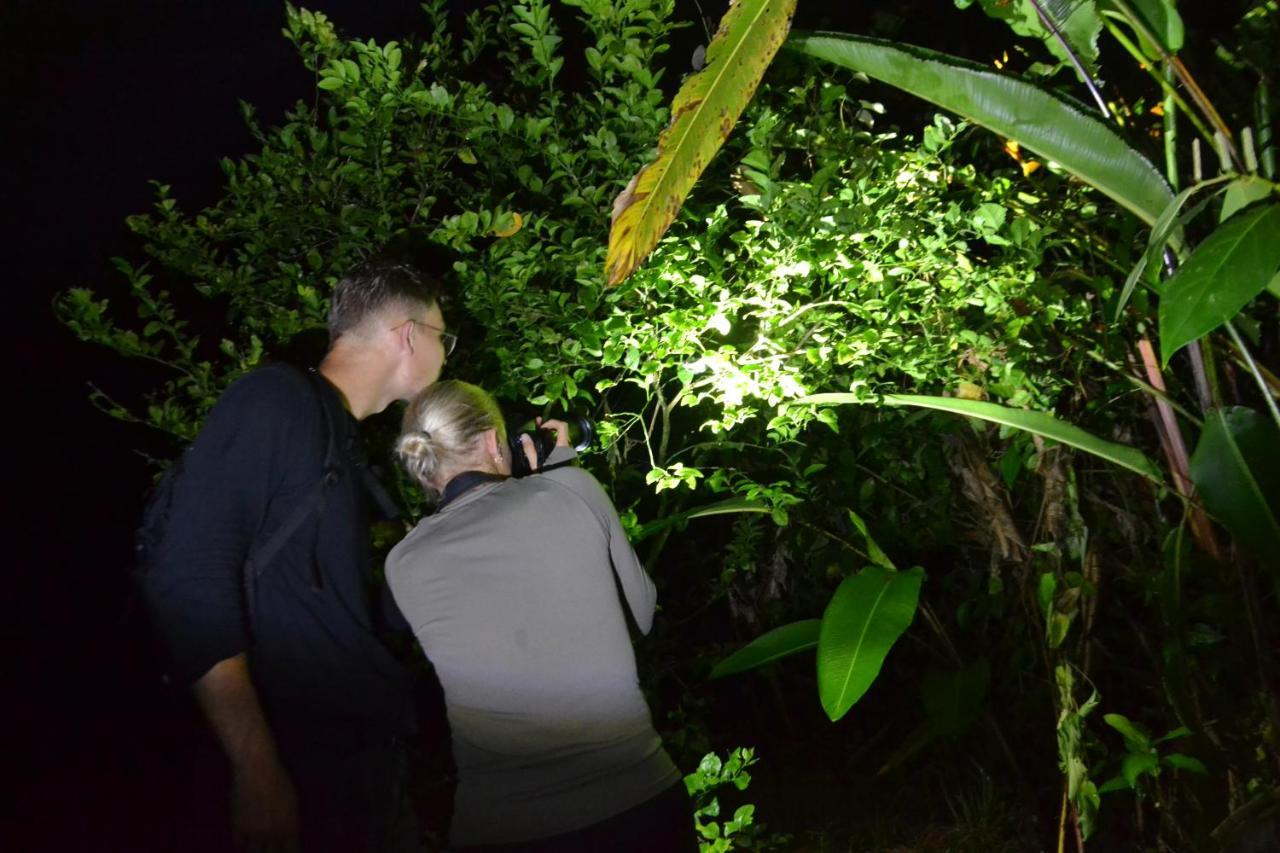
[[242, 366, 345, 628]]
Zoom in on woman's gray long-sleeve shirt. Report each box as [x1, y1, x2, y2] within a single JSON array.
[[385, 457, 680, 846]]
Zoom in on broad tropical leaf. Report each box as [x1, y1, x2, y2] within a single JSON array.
[[818, 565, 925, 722], [1158, 202, 1280, 365], [1189, 407, 1280, 557], [787, 32, 1173, 226], [632, 496, 769, 543], [793, 393, 1164, 482], [605, 0, 797, 285], [710, 619, 821, 679]]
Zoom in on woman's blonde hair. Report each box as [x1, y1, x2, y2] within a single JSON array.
[[396, 380, 506, 496]]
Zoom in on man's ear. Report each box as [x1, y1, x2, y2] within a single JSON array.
[[397, 319, 415, 355]]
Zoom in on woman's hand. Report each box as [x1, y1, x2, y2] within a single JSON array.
[[536, 418, 571, 449], [517, 433, 539, 472]]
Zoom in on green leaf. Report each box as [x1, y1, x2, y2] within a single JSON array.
[[317, 76, 345, 91], [1154, 726, 1192, 744], [632, 497, 770, 543], [964, 0, 1103, 82], [794, 393, 1164, 482], [1159, 203, 1280, 365], [710, 619, 821, 679], [606, 0, 798, 285], [818, 565, 925, 722], [1219, 176, 1278, 223], [1121, 751, 1160, 787], [1098, 774, 1131, 793], [1116, 174, 1233, 319], [1100, 0, 1184, 55], [787, 32, 1173, 226], [1103, 712, 1152, 752], [1047, 609, 1076, 648], [1162, 753, 1208, 774], [1038, 572, 1057, 613], [847, 508, 895, 570], [1189, 407, 1280, 557]]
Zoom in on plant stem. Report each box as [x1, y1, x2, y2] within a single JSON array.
[[1105, 0, 1244, 170], [1186, 341, 1217, 412], [1163, 61, 1179, 190], [1258, 79, 1276, 180], [1161, 249, 1217, 413], [1027, 0, 1109, 116], [1135, 337, 1222, 559], [1101, 17, 1215, 147], [1086, 350, 1203, 426], [1225, 321, 1280, 433]]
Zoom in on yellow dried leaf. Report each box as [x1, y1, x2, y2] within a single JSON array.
[[493, 211, 524, 238], [605, 0, 797, 286]]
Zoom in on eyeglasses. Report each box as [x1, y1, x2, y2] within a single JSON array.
[[403, 319, 458, 356]]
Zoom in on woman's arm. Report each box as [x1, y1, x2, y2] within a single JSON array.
[[545, 465, 657, 634]]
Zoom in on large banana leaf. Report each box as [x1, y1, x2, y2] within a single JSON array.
[[1189, 407, 1280, 558], [794, 393, 1164, 482], [1158, 202, 1280, 365], [818, 565, 924, 722], [710, 619, 820, 679], [787, 32, 1173, 227], [605, 0, 797, 286]]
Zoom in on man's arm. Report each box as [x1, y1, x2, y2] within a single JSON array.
[[194, 655, 299, 853]]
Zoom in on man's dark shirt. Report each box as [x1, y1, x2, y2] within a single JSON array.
[[143, 363, 414, 748]]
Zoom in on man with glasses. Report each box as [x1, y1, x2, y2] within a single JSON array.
[[144, 258, 451, 852]]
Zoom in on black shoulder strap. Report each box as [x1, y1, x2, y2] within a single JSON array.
[[246, 368, 342, 572], [242, 367, 344, 623], [438, 470, 505, 510]]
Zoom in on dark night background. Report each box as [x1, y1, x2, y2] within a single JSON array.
[[9, 4, 451, 847], [4, 1, 1253, 849]]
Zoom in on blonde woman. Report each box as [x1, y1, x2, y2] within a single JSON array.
[[386, 381, 693, 852]]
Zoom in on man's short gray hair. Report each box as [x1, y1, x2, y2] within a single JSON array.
[[328, 258, 446, 343]]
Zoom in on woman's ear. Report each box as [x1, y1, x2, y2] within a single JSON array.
[[481, 427, 508, 473]]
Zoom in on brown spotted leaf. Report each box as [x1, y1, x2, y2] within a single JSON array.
[[605, 0, 797, 285]]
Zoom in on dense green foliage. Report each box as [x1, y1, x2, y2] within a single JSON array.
[[60, 1, 1278, 849]]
